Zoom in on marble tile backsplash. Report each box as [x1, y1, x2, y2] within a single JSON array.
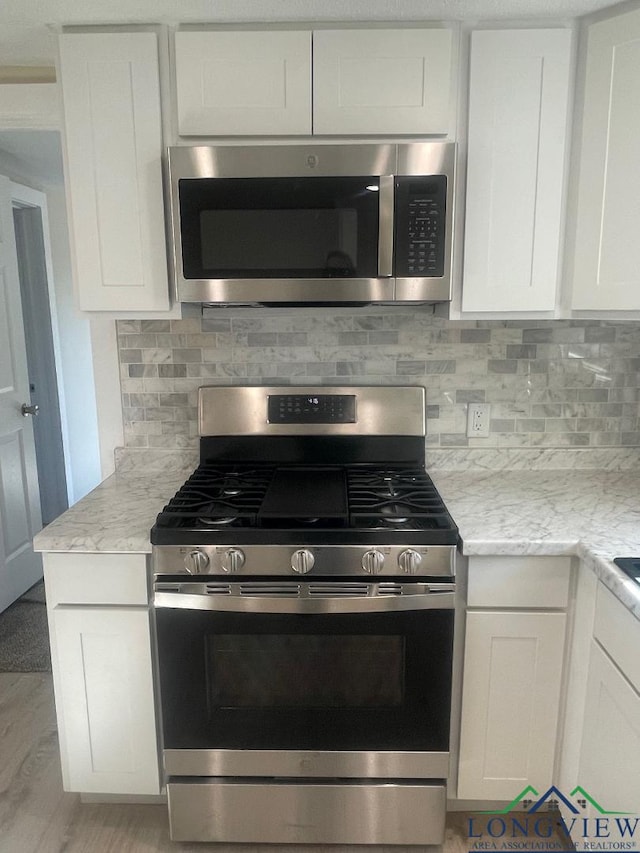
[[116, 310, 640, 451]]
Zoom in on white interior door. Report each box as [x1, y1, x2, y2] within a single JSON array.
[[0, 174, 42, 611]]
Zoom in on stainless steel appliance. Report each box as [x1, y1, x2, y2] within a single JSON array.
[[167, 142, 455, 305], [151, 385, 459, 845], [613, 558, 640, 586]]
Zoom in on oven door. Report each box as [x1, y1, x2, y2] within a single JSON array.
[[154, 580, 454, 780]]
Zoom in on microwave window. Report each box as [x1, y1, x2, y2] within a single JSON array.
[[200, 209, 358, 275], [179, 176, 379, 279]]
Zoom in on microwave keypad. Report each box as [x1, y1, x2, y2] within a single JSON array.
[[395, 176, 447, 278], [407, 199, 442, 275]]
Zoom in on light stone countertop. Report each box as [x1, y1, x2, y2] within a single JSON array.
[[32, 470, 189, 555], [33, 466, 640, 619], [430, 468, 640, 619]]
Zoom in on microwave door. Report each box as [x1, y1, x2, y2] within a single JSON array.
[[180, 177, 380, 280], [175, 174, 395, 303]]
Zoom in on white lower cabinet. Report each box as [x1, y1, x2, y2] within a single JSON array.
[[44, 553, 160, 795], [578, 641, 640, 822], [457, 556, 570, 800], [574, 583, 640, 835]]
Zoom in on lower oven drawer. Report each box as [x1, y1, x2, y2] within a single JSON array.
[[167, 778, 446, 845]]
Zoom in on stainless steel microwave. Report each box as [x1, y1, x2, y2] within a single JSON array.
[[167, 142, 455, 305]]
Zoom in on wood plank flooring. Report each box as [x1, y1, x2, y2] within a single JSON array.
[[0, 673, 566, 853]]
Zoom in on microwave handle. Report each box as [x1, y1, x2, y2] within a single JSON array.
[[378, 175, 394, 278]]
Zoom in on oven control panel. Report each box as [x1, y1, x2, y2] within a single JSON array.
[[268, 394, 356, 424], [157, 544, 455, 579]]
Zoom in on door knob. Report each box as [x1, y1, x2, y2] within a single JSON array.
[[21, 403, 39, 417]]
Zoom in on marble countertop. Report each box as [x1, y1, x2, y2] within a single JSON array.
[[33, 466, 640, 618], [33, 470, 188, 554], [431, 468, 640, 618]]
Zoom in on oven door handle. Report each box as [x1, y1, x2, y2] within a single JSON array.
[[153, 589, 455, 614]]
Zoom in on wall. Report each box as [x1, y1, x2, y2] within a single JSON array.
[[0, 135, 102, 504], [45, 182, 102, 501], [117, 309, 640, 451]]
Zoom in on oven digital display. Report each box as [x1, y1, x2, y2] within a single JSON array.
[[268, 394, 356, 424]]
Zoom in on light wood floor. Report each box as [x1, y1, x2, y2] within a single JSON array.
[[0, 673, 566, 853]]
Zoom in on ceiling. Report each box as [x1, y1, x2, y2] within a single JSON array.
[[0, 0, 627, 66]]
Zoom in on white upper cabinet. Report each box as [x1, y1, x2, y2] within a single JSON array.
[[58, 32, 169, 311], [570, 8, 640, 311], [174, 28, 455, 137], [462, 29, 572, 313], [313, 29, 454, 135], [175, 31, 312, 136]]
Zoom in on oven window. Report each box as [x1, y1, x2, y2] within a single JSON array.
[[156, 608, 453, 753], [207, 634, 404, 709], [178, 176, 379, 279]]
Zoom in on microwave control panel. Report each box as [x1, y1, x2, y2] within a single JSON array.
[[394, 176, 447, 278]]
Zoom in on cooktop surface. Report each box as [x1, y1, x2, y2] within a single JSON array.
[[151, 463, 459, 546]]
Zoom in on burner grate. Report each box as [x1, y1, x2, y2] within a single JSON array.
[[347, 467, 452, 530], [154, 464, 274, 529]]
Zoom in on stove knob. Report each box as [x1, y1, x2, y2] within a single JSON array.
[[291, 549, 315, 574], [362, 549, 385, 574], [398, 548, 423, 574], [184, 549, 210, 574], [221, 548, 246, 573]]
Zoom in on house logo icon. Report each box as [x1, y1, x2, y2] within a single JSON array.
[[478, 784, 631, 816], [467, 784, 638, 852]]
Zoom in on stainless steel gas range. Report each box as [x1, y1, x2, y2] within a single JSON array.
[[151, 385, 459, 846]]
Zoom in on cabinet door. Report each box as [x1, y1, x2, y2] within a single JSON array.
[[175, 31, 312, 136], [58, 33, 169, 311], [50, 606, 160, 794], [462, 30, 571, 313], [578, 641, 640, 828], [457, 610, 566, 800], [313, 29, 453, 135], [571, 8, 640, 310]]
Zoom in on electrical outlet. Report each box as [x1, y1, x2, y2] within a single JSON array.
[[467, 403, 491, 438]]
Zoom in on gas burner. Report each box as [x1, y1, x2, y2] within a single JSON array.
[[197, 515, 238, 526], [380, 503, 412, 523]]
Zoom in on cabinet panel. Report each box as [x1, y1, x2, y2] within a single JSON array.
[[458, 610, 566, 800], [462, 29, 571, 313], [578, 640, 640, 826], [51, 606, 160, 794], [313, 29, 453, 135], [58, 33, 169, 311], [467, 556, 571, 608], [571, 8, 640, 310], [43, 552, 148, 607], [593, 583, 640, 694], [175, 31, 312, 136]]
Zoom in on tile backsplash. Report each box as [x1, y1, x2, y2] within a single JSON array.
[[117, 310, 640, 450]]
